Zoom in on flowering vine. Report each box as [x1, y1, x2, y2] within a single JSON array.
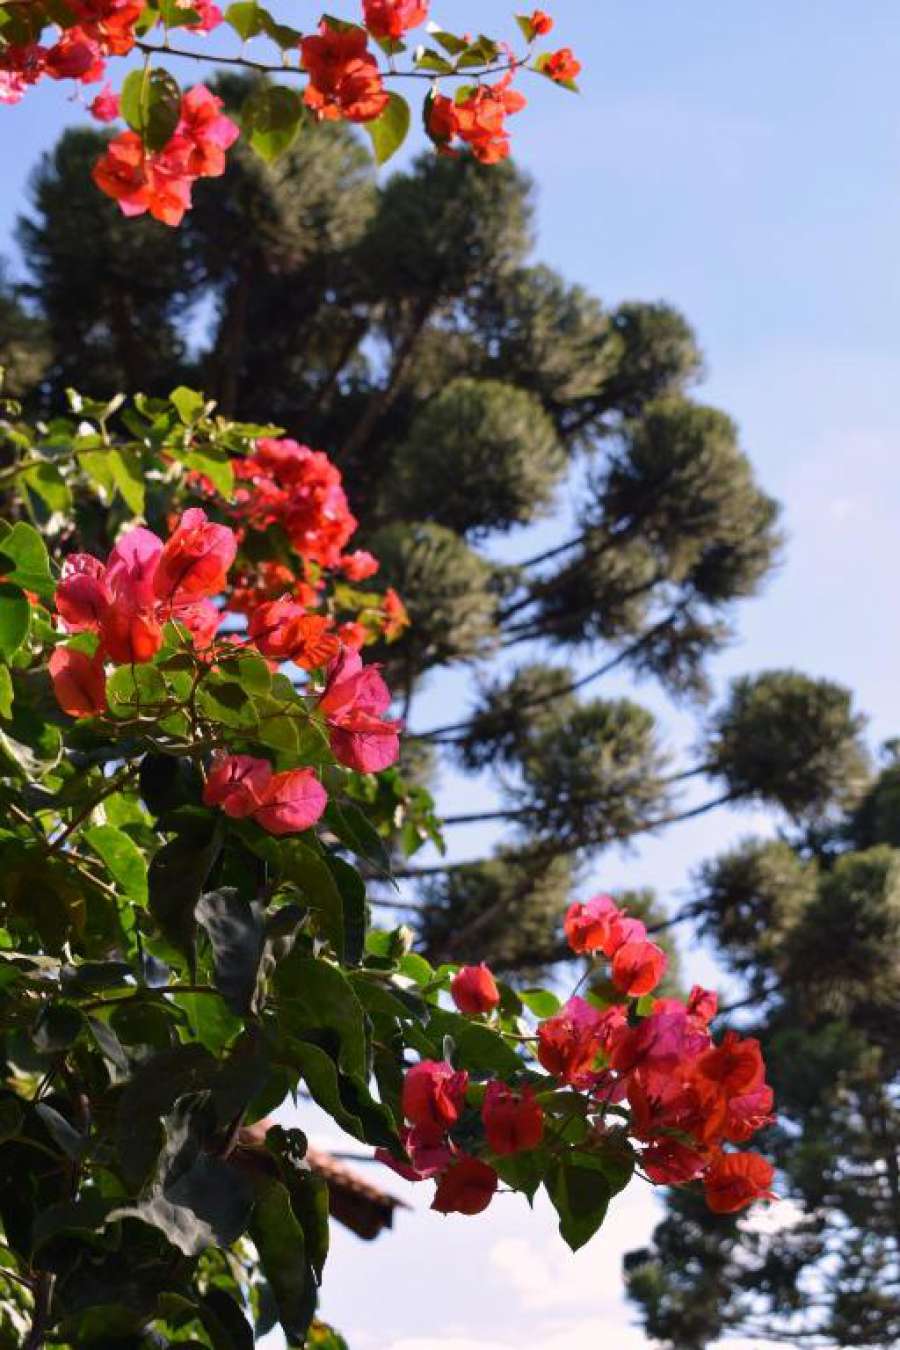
[[1, 3, 582, 224]]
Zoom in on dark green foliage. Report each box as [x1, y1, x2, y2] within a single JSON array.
[[708, 669, 870, 820], [628, 767, 900, 1348], [17, 129, 188, 398], [369, 523, 500, 674], [390, 378, 566, 535], [418, 850, 575, 969]]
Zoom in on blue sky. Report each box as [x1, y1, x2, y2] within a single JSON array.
[[3, 3, 900, 1347]]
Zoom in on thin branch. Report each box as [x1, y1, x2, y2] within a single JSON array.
[[135, 39, 525, 82], [389, 790, 739, 882], [410, 608, 690, 742]]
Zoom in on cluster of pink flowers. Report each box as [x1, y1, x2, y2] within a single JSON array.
[[200, 648, 400, 833], [50, 507, 235, 717], [427, 75, 527, 165], [48, 492, 403, 838], [203, 754, 327, 835], [379, 895, 775, 1218], [92, 84, 239, 227]]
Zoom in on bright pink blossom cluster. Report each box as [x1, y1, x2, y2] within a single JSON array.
[[50, 507, 235, 716], [92, 85, 239, 227], [427, 75, 527, 165], [379, 898, 775, 1218], [219, 436, 408, 653], [2, 5, 579, 223], [203, 754, 327, 835], [229, 438, 359, 571]]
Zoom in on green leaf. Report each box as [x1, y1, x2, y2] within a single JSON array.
[[195, 888, 265, 1016], [277, 1037, 398, 1149], [224, 0, 266, 39], [278, 837, 346, 958], [0, 1093, 24, 1143], [515, 13, 537, 42], [120, 66, 182, 152], [264, 1125, 330, 1283], [107, 445, 145, 514], [0, 521, 53, 598], [106, 663, 168, 719], [217, 650, 271, 695], [149, 816, 225, 965], [23, 462, 72, 514], [493, 1146, 547, 1203], [243, 85, 305, 163], [258, 8, 302, 47], [365, 92, 411, 166], [275, 955, 368, 1079], [248, 1181, 316, 1342], [198, 1288, 255, 1350], [414, 48, 454, 73], [35, 1102, 86, 1160], [157, 0, 202, 26], [326, 854, 367, 967], [116, 1042, 218, 1186], [198, 677, 257, 729], [113, 1096, 256, 1256], [169, 384, 206, 425], [0, 662, 12, 718], [324, 799, 392, 875], [85, 824, 149, 905], [544, 1148, 634, 1251], [519, 988, 561, 1019], [183, 446, 234, 499], [428, 26, 468, 55], [424, 1007, 523, 1076], [0, 585, 29, 658]]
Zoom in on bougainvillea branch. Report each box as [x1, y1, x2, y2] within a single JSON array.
[[0, 2, 583, 224], [0, 387, 776, 1346]]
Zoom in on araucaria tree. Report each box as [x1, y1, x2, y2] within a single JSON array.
[[0, 4, 875, 1348], [625, 741, 900, 1349]]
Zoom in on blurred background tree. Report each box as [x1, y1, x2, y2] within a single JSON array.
[[3, 80, 872, 973], [624, 740, 900, 1348]]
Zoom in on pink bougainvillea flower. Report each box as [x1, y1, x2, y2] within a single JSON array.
[[55, 554, 111, 631], [402, 1061, 468, 1142], [611, 939, 668, 998], [183, 0, 223, 32], [563, 892, 619, 954], [251, 768, 328, 835], [98, 597, 163, 665], [703, 1150, 775, 1213], [89, 82, 119, 121], [248, 598, 341, 670], [543, 46, 581, 84], [536, 996, 608, 1087], [432, 1156, 498, 1216], [339, 550, 380, 581], [45, 28, 105, 82], [529, 9, 554, 35], [203, 755, 327, 835], [177, 84, 239, 177], [482, 1082, 544, 1156], [203, 754, 272, 819], [363, 0, 429, 41], [642, 1137, 708, 1186], [49, 647, 107, 718], [375, 1126, 453, 1182], [319, 646, 401, 773], [451, 963, 500, 1015], [154, 507, 237, 606], [301, 22, 389, 124]]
